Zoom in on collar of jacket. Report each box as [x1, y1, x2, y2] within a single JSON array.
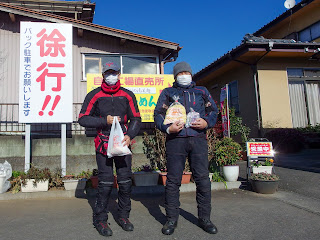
[[101, 80, 120, 94], [173, 81, 196, 89]]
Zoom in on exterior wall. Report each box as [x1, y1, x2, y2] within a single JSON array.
[[73, 29, 160, 104], [201, 64, 259, 137], [0, 12, 161, 116], [0, 135, 148, 173], [257, 57, 320, 129], [260, 2, 320, 39], [0, 11, 21, 104]]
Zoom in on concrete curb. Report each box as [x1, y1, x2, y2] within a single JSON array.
[[0, 181, 242, 201]]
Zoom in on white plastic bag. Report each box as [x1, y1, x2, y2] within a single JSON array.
[[185, 108, 200, 128], [0, 161, 12, 194], [107, 117, 132, 158]]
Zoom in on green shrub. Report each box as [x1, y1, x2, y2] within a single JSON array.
[[213, 137, 242, 166], [264, 128, 305, 153]]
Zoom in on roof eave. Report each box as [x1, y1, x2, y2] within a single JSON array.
[[253, 0, 314, 36], [0, 3, 180, 52], [193, 41, 320, 81]]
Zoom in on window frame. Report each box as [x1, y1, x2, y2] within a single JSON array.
[[228, 80, 240, 113], [81, 53, 160, 81], [287, 67, 320, 127]]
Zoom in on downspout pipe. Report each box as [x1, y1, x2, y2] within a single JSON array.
[[160, 51, 179, 73]]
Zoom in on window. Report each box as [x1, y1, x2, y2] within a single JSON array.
[[82, 54, 158, 80], [287, 68, 320, 127], [298, 21, 320, 42], [228, 81, 240, 113]]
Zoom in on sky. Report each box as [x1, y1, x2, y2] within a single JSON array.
[[91, 0, 302, 75]]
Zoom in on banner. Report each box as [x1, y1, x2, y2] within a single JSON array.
[[87, 74, 175, 122], [19, 22, 73, 123], [246, 142, 274, 157], [220, 85, 230, 137]]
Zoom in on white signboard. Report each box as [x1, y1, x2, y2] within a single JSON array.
[[19, 22, 73, 123]]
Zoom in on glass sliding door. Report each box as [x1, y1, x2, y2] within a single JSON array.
[[287, 68, 320, 128], [288, 81, 308, 128], [305, 82, 320, 126]]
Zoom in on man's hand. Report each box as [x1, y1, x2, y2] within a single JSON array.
[[191, 118, 208, 130], [168, 121, 184, 133], [107, 115, 121, 125], [122, 135, 131, 147]]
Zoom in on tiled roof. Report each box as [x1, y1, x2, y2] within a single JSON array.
[[0, 2, 180, 50], [193, 35, 320, 80]]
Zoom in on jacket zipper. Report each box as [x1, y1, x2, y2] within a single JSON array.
[[183, 90, 188, 137]]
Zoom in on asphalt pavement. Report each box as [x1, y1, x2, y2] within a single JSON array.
[[0, 149, 319, 240]]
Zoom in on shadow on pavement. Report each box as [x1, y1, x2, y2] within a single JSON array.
[[131, 194, 167, 225]]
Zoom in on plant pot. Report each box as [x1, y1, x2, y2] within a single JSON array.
[[159, 172, 192, 185], [63, 179, 86, 191], [252, 166, 273, 174], [222, 165, 239, 182], [133, 171, 159, 186], [251, 180, 279, 194], [90, 176, 118, 188], [113, 175, 118, 188], [90, 176, 98, 189], [21, 179, 49, 192]]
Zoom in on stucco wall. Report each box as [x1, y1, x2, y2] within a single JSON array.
[[257, 68, 292, 128], [202, 64, 259, 137], [257, 58, 320, 129]]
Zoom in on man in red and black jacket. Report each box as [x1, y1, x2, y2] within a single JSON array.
[[78, 62, 141, 237]]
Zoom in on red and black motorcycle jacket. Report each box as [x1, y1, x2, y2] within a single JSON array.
[[78, 80, 141, 155]]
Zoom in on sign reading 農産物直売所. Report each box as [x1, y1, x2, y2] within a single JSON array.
[[19, 22, 73, 123], [87, 74, 175, 122]]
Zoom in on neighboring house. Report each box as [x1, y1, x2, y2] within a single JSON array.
[[0, 0, 181, 135], [193, 0, 320, 137]]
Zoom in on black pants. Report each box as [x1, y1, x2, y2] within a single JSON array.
[[165, 137, 211, 221], [94, 152, 132, 222]]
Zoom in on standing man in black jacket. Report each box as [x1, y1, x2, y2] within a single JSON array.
[[154, 62, 218, 236], [78, 62, 141, 237]]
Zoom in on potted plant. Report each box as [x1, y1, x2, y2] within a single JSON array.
[[132, 164, 159, 186], [9, 171, 24, 194], [21, 166, 51, 192], [213, 137, 242, 182], [250, 172, 280, 194], [142, 129, 192, 186], [71, 169, 91, 190], [49, 168, 64, 190], [251, 158, 274, 174], [90, 169, 99, 189]]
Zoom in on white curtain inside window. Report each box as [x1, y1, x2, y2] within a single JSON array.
[[288, 81, 308, 127], [306, 82, 320, 126]]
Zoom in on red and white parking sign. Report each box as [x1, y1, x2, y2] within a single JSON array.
[[246, 142, 274, 157], [19, 22, 73, 123]]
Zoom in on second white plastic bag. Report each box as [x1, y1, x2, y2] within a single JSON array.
[[107, 117, 132, 158]]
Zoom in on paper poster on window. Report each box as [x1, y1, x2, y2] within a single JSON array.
[[86, 74, 174, 122], [19, 22, 73, 123]]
